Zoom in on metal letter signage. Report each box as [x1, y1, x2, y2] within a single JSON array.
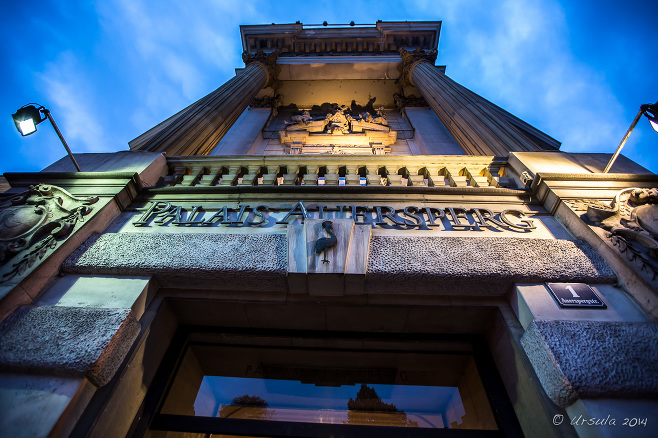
[[131, 200, 537, 232], [546, 283, 607, 309]]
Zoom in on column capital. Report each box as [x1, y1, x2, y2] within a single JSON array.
[[242, 50, 281, 90], [396, 48, 438, 87]]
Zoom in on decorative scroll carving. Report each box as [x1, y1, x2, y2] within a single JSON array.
[[397, 48, 438, 87], [279, 106, 397, 154], [0, 184, 98, 282], [242, 50, 281, 90], [393, 92, 428, 111], [575, 188, 658, 282]]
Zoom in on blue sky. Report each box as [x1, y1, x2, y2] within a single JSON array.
[[2, 0, 656, 174]]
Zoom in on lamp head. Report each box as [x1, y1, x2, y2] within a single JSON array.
[[12, 104, 45, 136], [642, 102, 658, 133]]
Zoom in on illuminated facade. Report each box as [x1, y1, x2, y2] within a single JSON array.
[[1, 22, 657, 438]]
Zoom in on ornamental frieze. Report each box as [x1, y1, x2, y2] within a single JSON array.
[[0, 184, 98, 284]]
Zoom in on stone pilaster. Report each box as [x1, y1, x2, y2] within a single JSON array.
[[398, 49, 546, 156], [136, 52, 279, 157]]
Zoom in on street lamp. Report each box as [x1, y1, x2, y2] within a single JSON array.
[[12, 103, 82, 172], [603, 102, 658, 173]]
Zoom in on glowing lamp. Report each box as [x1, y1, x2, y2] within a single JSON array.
[[12, 104, 45, 136], [11, 103, 82, 171]]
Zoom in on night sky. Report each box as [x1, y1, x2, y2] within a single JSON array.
[[2, 0, 656, 174]]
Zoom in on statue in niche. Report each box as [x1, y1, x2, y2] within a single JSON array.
[[584, 187, 658, 281]]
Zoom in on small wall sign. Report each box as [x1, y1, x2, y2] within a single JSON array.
[[546, 283, 607, 309]]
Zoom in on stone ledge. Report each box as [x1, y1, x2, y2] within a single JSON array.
[[0, 306, 140, 387], [521, 319, 658, 408], [63, 233, 288, 291], [366, 237, 615, 295]]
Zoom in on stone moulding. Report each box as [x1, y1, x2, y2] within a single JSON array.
[[521, 319, 658, 408], [0, 184, 99, 284]]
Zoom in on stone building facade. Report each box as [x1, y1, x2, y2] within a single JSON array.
[[1, 21, 657, 438]]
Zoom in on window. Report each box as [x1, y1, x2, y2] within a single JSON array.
[[138, 329, 520, 437]]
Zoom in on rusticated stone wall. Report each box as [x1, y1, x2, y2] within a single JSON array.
[[521, 319, 658, 407], [63, 233, 288, 291], [0, 306, 139, 386], [366, 236, 615, 295]]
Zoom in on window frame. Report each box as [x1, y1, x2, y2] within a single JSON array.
[[129, 326, 523, 438]]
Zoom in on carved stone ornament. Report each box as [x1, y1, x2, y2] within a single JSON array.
[[0, 184, 98, 283], [393, 92, 428, 111], [250, 94, 283, 109], [575, 188, 658, 282], [242, 50, 281, 90], [397, 48, 438, 88], [315, 220, 337, 264], [279, 106, 397, 154]]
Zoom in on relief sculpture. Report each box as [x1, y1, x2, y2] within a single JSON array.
[[0, 184, 98, 283], [279, 105, 397, 154], [578, 188, 658, 282]]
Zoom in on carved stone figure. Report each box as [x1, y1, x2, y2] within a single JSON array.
[[292, 110, 312, 124], [372, 106, 388, 125], [315, 220, 337, 264], [583, 187, 658, 280], [279, 105, 397, 153], [0, 184, 98, 283], [326, 108, 349, 134]]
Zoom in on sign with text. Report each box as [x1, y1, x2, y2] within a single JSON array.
[[546, 283, 607, 309], [131, 200, 537, 232]]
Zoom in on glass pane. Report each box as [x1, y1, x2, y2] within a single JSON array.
[[160, 344, 498, 430]]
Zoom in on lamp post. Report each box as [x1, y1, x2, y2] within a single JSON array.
[[603, 102, 658, 173], [12, 103, 82, 172]]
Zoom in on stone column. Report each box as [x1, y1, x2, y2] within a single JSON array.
[[398, 49, 538, 156], [136, 51, 279, 156]]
